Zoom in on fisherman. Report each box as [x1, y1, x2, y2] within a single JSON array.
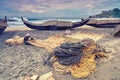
[[65, 28, 71, 35]]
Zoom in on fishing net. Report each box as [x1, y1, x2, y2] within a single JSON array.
[[81, 38, 107, 57], [69, 39, 107, 78], [65, 32, 106, 42], [53, 42, 84, 66], [5, 32, 109, 79], [70, 54, 96, 78], [50, 56, 71, 74], [50, 38, 107, 78], [23, 32, 106, 53], [24, 35, 65, 52], [5, 36, 24, 45]]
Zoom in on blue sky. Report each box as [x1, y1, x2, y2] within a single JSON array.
[[0, 0, 120, 18]]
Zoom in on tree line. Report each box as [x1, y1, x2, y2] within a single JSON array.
[[90, 8, 120, 18]]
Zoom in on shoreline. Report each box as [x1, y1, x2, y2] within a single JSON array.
[[6, 25, 98, 31], [6, 26, 32, 31]]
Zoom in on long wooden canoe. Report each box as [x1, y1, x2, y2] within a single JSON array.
[[21, 17, 89, 30], [86, 18, 120, 28]]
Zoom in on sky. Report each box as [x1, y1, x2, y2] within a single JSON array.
[[0, 0, 120, 19]]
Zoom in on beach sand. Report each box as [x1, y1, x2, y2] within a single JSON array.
[[0, 26, 120, 80]]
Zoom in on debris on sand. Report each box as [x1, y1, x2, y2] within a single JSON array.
[[23, 71, 55, 80]]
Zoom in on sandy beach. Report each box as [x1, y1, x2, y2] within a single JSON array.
[[0, 26, 120, 80]]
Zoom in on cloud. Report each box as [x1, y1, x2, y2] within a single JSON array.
[[0, 0, 120, 18], [29, 9, 44, 13], [0, 0, 109, 12], [18, 5, 45, 13], [85, 4, 94, 8]]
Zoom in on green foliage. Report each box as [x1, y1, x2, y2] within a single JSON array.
[[91, 8, 120, 18], [111, 8, 120, 18]]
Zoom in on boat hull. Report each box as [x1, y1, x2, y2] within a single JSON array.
[[86, 19, 120, 28], [21, 17, 89, 30], [24, 22, 72, 30], [0, 16, 8, 34], [0, 27, 6, 34]]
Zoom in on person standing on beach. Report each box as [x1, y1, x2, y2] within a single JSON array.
[[65, 28, 71, 35]]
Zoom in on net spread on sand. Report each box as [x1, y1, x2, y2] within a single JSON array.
[[70, 54, 96, 78], [50, 38, 107, 78], [5, 32, 106, 47], [5, 33, 108, 79], [23, 32, 106, 52], [65, 32, 106, 42], [5, 36, 24, 45], [27, 35, 65, 52]]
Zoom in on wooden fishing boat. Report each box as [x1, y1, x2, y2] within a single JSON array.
[[111, 25, 120, 37], [21, 17, 89, 30], [0, 16, 8, 34], [86, 18, 120, 28]]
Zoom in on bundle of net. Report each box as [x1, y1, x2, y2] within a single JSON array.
[[50, 38, 108, 78], [50, 41, 84, 74]]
